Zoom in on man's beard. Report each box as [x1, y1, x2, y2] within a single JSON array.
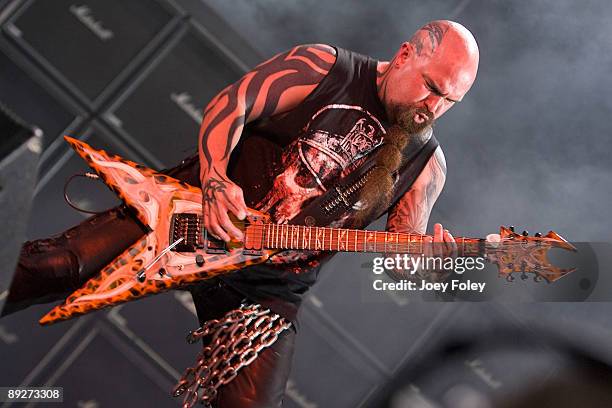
[[351, 106, 434, 225], [392, 105, 435, 133]]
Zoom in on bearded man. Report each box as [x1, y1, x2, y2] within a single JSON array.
[[2, 20, 479, 408]]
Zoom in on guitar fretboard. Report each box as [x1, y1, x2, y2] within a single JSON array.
[[261, 223, 485, 256]]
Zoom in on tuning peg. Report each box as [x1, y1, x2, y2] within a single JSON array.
[[535, 232, 542, 237], [522, 230, 529, 236], [509, 226, 515, 232]]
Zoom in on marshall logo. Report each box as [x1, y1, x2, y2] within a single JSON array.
[[171, 92, 204, 125], [70, 4, 114, 41]]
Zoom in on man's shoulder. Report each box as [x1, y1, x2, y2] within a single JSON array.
[[293, 43, 337, 59], [431, 145, 446, 175], [411, 145, 446, 191]]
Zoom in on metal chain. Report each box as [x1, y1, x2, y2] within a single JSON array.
[[172, 303, 292, 408]]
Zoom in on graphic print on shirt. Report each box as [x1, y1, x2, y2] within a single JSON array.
[[258, 104, 386, 225]]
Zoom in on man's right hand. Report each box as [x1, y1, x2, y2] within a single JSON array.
[[201, 173, 247, 242]]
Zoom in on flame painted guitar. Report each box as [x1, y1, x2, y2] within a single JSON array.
[[39, 137, 577, 325]]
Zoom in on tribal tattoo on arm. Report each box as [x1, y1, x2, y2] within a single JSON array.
[[385, 146, 447, 235], [198, 44, 336, 185], [198, 44, 336, 240]]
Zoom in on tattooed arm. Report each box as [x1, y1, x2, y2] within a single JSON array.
[[198, 44, 337, 241], [385, 146, 456, 281]]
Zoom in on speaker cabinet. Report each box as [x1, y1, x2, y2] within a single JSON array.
[[105, 24, 244, 167], [3, 0, 181, 105]]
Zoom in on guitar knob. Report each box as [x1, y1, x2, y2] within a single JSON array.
[[136, 268, 146, 282], [522, 230, 529, 236], [535, 232, 542, 237], [195, 254, 205, 267], [509, 226, 515, 232]]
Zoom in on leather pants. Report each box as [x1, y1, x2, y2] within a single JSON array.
[[1, 153, 295, 407]]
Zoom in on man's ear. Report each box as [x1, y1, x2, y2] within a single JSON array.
[[396, 42, 415, 67]]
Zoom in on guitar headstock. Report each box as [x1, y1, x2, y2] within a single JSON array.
[[487, 225, 577, 283]]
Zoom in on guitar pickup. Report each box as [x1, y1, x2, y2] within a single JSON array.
[[204, 231, 227, 254]]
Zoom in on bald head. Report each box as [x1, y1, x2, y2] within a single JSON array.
[[410, 20, 478, 60], [377, 20, 479, 130]]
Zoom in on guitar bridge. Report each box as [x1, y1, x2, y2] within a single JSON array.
[[170, 213, 203, 252]]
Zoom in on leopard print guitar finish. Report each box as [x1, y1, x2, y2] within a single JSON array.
[[39, 137, 275, 325]]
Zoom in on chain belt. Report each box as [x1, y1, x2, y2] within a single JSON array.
[[172, 303, 292, 407]]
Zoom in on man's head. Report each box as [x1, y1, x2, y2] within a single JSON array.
[[378, 20, 479, 132]]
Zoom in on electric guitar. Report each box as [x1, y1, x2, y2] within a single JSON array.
[[39, 137, 577, 325]]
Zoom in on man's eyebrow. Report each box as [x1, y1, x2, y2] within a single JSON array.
[[423, 74, 461, 103]]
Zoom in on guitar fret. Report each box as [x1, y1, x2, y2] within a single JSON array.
[[345, 229, 349, 251], [300, 225, 306, 249], [373, 231, 377, 253], [408, 233, 411, 254], [322, 228, 326, 250], [276, 224, 280, 249], [293, 225, 299, 249], [308, 226, 312, 250], [315, 227, 323, 250], [384, 231, 388, 254], [337, 228, 346, 251], [299, 226, 303, 249], [281, 224, 285, 249]]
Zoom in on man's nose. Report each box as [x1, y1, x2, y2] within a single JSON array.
[[424, 95, 444, 116]]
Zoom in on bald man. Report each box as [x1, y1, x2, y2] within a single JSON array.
[[4, 20, 479, 407]]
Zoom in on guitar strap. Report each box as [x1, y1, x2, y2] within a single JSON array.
[[289, 132, 439, 227]]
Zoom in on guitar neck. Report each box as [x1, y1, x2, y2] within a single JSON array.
[[261, 223, 485, 256]]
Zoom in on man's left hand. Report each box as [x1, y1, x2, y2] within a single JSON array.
[[423, 222, 457, 258]]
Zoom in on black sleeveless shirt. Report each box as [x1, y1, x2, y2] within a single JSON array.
[[213, 47, 437, 322]]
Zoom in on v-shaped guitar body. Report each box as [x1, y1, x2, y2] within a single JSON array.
[[40, 137, 274, 325]]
